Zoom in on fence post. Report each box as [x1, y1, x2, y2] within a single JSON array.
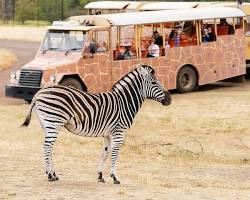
[[61, 0, 64, 20], [37, 0, 39, 26], [12, 0, 15, 25]]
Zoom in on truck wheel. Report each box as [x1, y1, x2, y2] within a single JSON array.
[[60, 78, 84, 91], [177, 66, 197, 93], [24, 99, 32, 104]]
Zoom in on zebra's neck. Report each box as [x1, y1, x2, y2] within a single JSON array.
[[112, 71, 146, 117]]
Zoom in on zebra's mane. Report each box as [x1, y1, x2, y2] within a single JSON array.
[[112, 65, 154, 92]]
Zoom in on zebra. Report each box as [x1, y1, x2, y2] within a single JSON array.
[[21, 64, 172, 184]]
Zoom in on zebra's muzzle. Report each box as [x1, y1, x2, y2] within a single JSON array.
[[161, 91, 172, 106]]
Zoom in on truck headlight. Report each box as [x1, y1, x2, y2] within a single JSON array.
[[50, 74, 56, 82], [10, 70, 16, 80]]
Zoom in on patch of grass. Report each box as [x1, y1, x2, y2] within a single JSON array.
[[0, 26, 45, 42], [0, 20, 50, 27], [0, 49, 16, 70]]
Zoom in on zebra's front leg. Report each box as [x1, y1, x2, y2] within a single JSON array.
[[97, 136, 111, 183], [43, 136, 58, 181], [110, 133, 124, 184]]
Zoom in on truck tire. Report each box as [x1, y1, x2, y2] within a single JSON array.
[[60, 77, 84, 91], [177, 66, 197, 93], [24, 99, 32, 104]]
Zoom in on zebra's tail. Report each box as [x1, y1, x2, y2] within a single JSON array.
[[21, 99, 36, 127]]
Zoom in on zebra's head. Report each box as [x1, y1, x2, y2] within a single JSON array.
[[139, 65, 172, 106]]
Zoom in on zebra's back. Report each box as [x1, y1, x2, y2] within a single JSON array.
[[34, 85, 120, 137]]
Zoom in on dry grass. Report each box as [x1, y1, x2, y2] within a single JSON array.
[[0, 26, 45, 42], [1, 81, 250, 199], [0, 49, 16, 70]]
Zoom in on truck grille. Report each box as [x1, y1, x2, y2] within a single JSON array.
[[18, 69, 42, 87]]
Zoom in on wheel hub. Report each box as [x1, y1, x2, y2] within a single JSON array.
[[181, 73, 192, 87]]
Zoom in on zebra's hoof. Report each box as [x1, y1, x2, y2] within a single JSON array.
[[49, 176, 59, 181], [111, 174, 120, 184], [113, 180, 120, 184], [98, 172, 105, 183], [98, 178, 105, 183], [48, 172, 59, 181]]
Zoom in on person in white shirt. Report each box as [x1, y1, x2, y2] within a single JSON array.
[[147, 38, 160, 57]]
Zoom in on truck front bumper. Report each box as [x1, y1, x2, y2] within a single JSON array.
[[5, 84, 41, 101]]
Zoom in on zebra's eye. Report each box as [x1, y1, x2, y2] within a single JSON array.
[[151, 81, 157, 85]]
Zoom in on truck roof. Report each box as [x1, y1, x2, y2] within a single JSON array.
[[69, 7, 245, 27], [46, 25, 108, 31]]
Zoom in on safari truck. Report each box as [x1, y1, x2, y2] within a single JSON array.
[[5, 7, 246, 102]]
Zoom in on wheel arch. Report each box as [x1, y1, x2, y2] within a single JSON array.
[[59, 74, 87, 92]]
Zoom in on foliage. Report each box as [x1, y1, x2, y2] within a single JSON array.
[[38, 0, 63, 23], [15, 0, 36, 24], [0, 0, 89, 24]]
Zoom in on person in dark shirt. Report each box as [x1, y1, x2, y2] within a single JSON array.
[[208, 27, 216, 42], [153, 31, 163, 46], [202, 29, 209, 43], [228, 24, 235, 35]]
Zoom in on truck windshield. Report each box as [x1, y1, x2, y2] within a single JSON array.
[[41, 30, 87, 52]]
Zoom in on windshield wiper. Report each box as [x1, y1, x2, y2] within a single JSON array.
[[42, 48, 59, 55], [65, 48, 82, 55]]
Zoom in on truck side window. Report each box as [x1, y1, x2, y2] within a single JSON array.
[[93, 31, 109, 53]]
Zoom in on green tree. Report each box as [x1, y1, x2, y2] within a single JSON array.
[[39, 0, 62, 23], [15, 0, 36, 24], [69, 0, 80, 8]]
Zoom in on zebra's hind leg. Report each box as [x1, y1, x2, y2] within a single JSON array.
[[110, 132, 124, 184], [43, 137, 58, 181], [97, 136, 111, 183], [43, 124, 64, 181]]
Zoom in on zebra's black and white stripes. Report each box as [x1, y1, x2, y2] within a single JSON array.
[[22, 64, 172, 184]]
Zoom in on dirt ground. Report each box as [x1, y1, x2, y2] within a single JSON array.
[[1, 80, 250, 200]]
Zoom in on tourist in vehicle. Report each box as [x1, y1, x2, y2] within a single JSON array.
[[97, 41, 107, 52], [217, 18, 229, 35], [147, 38, 160, 57], [218, 18, 229, 28], [123, 46, 133, 60], [169, 29, 180, 47], [153, 31, 163, 46], [165, 40, 170, 48], [95, 10, 102, 15], [208, 27, 216, 41], [202, 29, 209, 42], [182, 21, 194, 35], [115, 46, 132, 60], [228, 24, 235, 35]]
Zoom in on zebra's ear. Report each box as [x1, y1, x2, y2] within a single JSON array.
[[138, 66, 149, 77], [141, 65, 155, 75]]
